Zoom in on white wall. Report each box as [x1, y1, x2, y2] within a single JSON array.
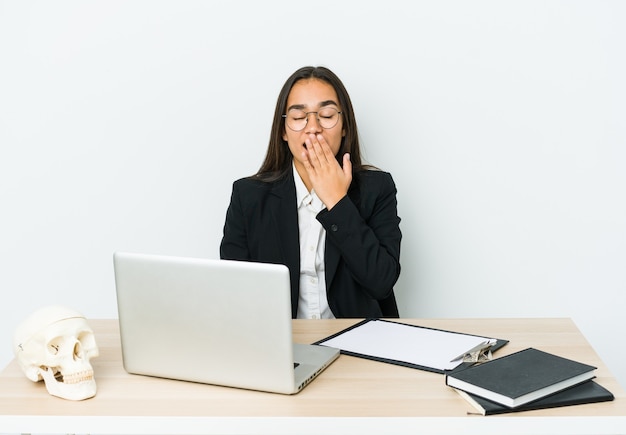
[[1, 1, 624, 389]]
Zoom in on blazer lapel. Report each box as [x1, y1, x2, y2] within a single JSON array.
[[324, 240, 340, 294], [269, 171, 300, 315]]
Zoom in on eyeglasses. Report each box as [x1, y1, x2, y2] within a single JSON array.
[[282, 107, 342, 131]]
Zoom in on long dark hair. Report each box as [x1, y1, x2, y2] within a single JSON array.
[[255, 66, 368, 181]]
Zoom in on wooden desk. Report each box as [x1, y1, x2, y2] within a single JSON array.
[[1, 318, 625, 434]]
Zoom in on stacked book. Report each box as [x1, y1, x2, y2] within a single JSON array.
[[445, 348, 614, 415]]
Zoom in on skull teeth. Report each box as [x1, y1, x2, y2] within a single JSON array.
[[58, 370, 95, 384]]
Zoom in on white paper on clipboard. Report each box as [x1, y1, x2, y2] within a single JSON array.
[[317, 319, 495, 371]]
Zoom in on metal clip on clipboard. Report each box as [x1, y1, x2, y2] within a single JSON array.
[[450, 339, 498, 364]]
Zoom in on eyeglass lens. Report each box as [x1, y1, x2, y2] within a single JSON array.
[[285, 107, 340, 131]]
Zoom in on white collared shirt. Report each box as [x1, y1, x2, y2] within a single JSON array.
[[293, 164, 335, 319]]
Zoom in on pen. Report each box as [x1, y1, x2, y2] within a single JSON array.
[[450, 339, 497, 363]]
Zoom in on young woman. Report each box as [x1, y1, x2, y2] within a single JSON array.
[[220, 66, 401, 318]]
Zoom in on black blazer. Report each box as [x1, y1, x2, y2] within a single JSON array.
[[220, 168, 402, 318]]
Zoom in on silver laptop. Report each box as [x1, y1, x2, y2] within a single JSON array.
[[113, 251, 339, 394]]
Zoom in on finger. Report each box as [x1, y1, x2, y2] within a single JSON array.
[[301, 150, 311, 168], [342, 153, 352, 177], [308, 134, 330, 164], [304, 136, 322, 167], [315, 134, 336, 163]]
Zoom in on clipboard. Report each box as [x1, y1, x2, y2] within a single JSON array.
[[314, 319, 508, 374]]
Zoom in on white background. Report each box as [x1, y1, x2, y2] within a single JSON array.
[[1, 0, 624, 389]]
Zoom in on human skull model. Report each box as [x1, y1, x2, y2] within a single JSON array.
[[13, 305, 99, 400]]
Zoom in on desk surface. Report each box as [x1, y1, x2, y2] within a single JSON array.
[[1, 318, 625, 434]]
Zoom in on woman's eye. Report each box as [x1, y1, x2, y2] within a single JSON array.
[[319, 109, 337, 119], [290, 112, 306, 120]]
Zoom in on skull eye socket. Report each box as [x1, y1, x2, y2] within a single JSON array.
[[47, 338, 63, 356], [46, 337, 83, 358]]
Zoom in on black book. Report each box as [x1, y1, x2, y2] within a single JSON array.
[[454, 380, 614, 415], [445, 348, 597, 408]]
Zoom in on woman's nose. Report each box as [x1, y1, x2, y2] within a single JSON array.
[[305, 113, 322, 133]]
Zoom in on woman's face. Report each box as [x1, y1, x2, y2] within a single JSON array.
[[282, 78, 345, 168]]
